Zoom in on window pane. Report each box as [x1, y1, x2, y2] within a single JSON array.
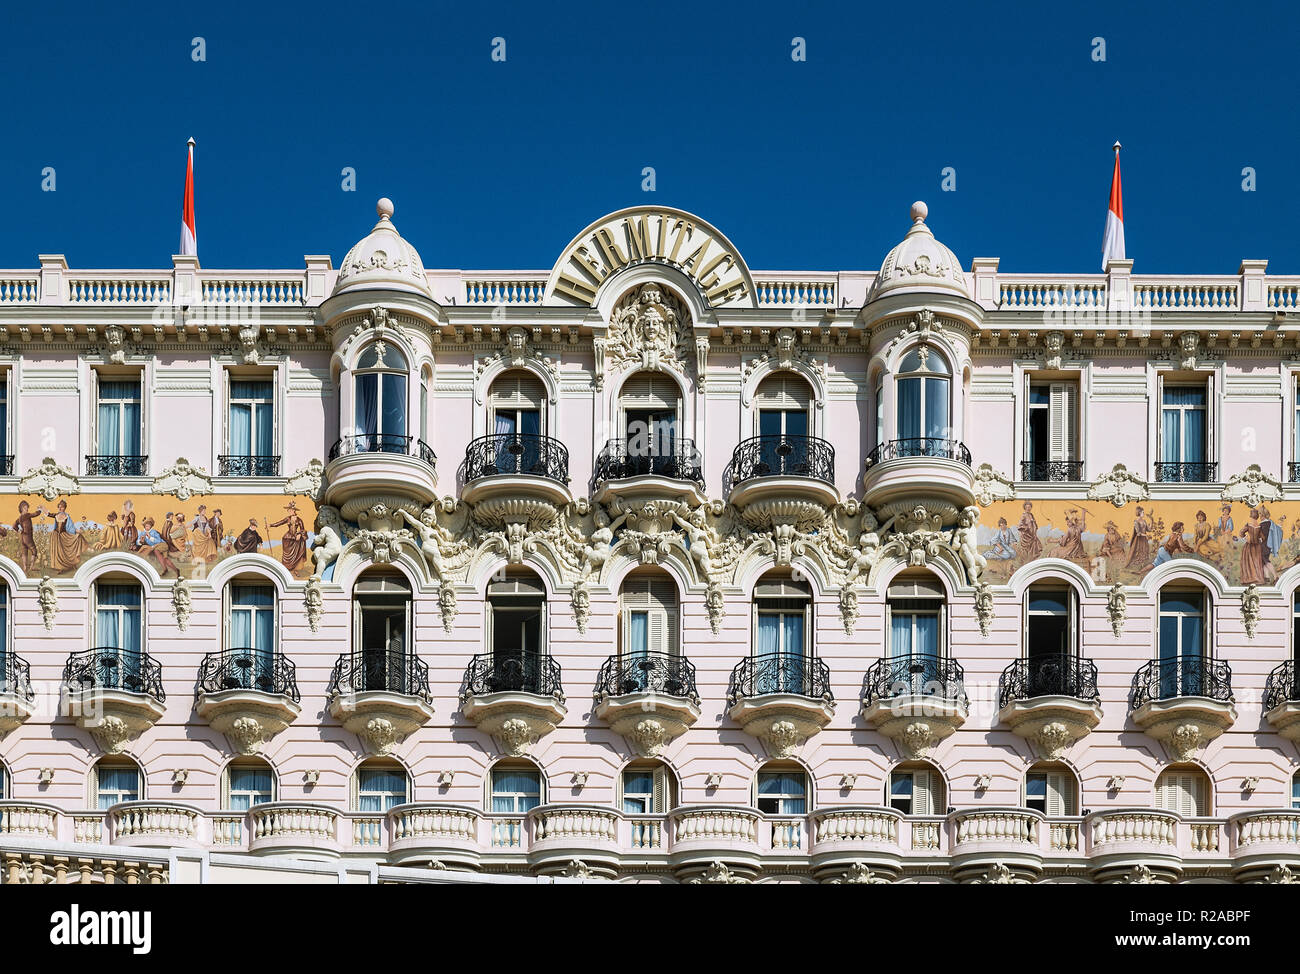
[[1160, 592, 1203, 615], [1028, 591, 1069, 614]]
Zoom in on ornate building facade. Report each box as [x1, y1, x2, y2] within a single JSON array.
[[1, 199, 1300, 883]]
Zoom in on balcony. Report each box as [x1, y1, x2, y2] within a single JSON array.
[[1263, 660, 1300, 741], [248, 802, 342, 859], [387, 804, 484, 870], [861, 654, 968, 758], [669, 806, 763, 882], [594, 652, 701, 757], [808, 806, 905, 881], [195, 650, 302, 756], [726, 653, 834, 758], [85, 454, 148, 477], [1290, 462, 1300, 483], [458, 432, 573, 528], [0, 650, 36, 734], [217, 454, 281, 477], [1153, 461, 1218, 483], [459, 652, 567, 757], [1020, 460, 1084, 482], [725, 434, 838, 538], [591, 438, 705, 506], [106, 801, 204, 850], [322, 433, 439, 531], [1130, 655, 1235, 761], [61, 647, 167, 753], [1231, 810, 1300, 882], [0, 454, 12, 476], [326, 649, 434, 756], [1086, 809, 1182, 883], [528, 804, 623, 878], [950, 808, 1045, 882], [997, 655, 1103, 759], [863, 437, 974, 509]]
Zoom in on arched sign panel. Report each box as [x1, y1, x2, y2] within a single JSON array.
[[544, 206, 757, 309]]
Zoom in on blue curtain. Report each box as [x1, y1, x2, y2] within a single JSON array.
[[756, 614, 779, 655], [98, 381, 140, 455], [1161, 409, 1180, 463], [97, 768, 139, 810], [359, 769, 406, 812], [898, 377, 921, 439], [97, 402, 120, 455], [355, 374, 378, 440], [491, 772, 540, 812], [781, 613, 805, 692], [925, 378, 949, 439], [0, 591, 6, 676], [890, 613, 912, 658], [622, 772, 653, 813], [0, 395, 6, 456], [915, 614, 938, 657], [229, 403, 251, 455], [628, 611, 648, 659], [758, 773, 805, 814], [229, 768, 272, 810], [381, 373, 406, 437], [1183, 409, 1206, 463]]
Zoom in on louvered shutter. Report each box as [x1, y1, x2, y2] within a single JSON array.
[[484, 601, 494, 654], [647, 608, 668, 654], [756, 375, 811, 410], [652, 767, 667, 813], [620, 374, 677, 410], [913, 770, 936, 815], [1157, 772, 1206, 816], [1049, 383, 1076, 461], [1045, 772, 1073, 816], [1204, 375, 1215, 469]]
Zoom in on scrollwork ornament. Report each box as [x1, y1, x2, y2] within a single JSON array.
[[1241, 583, 1260, 639], [304, 577, 323, 633], [1107, 583, 1127, 637], [171, 578, 192, 632]]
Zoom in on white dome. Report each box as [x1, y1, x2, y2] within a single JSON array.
[[869, 201, 969, 301], [333, 198, 432, 298]]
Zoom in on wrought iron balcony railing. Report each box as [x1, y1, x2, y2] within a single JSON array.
[[197, 649, 300, 702], [596, 652, 698, 699], [462, 652, 564, 698], [62, 647, 165, 701], [217, 455, 282, 477], [726, 434, 835, 490], [998, 654, 1100, 709], [0, 455, 13, 476], [591, 438, 703, 489], [727, 652, 833, 705], [862, 653, 967, 707], [865, 437, 971, 467], [1153, 461, 1218, 483], [1289, 462, 1300, 483], [85, 455, 148, 477], [326, 649, 431, 702], [1020, 460, 1085, 482], [1131, 655, 1233, 708], [0, 650, 35, 703], [459, 433, 569, 484], [1263, 660, 1298, 711], [327, 434, 436, 468]]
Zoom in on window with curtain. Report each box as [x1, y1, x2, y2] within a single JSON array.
[[353, 343, 408, 449], [622, 770, 656, 814], [753, 576, 809, 695], [1293, 591, 1300, 665], [756, 769, 806, 814], [227, 766, 274, 811], [0, 373, 8, 458], [0, 762, 6, 800], [1025, 769, 1076, 816], [356, 766, 407, 812], [230, 583, 276, 690], [755, 374, 812, 475], [487, 573, 546, 692], [228, 378, 275, 460], [620, 373, 680, 466], [95, 583, 142, 689], [354, 573, 412, 694], [95, 763, 140, 810], [1158, 589, 1206, 697], [491, 768, 541, 813], [888, 767, 942, 815], [896, 346, 950, 442], [888, 575, 945, 692], [96, 378, 142, 457], [489, 372, 544, 473], [0, 585, 7, 679], [1293, 774, 1300, 811], [1161, 385, 1207, 464]]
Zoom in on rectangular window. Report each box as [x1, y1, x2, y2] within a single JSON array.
[[95, 584, 142, 689], [96, 378, 142, 457], [491, 769, 541, 813], [1025, 381, 1077, 474], [357, 768, 406, 812], [1027, 589, 1071, 658], [1161, 385, 1208, 465], [1158, 590, 1207, 698], [228, 767, 273, 811], [1292, 777, 1300, 811], [622, 771, 665, 814], [756, 771, 806, 814], [227, 378, 275, 473], [96, 766, 140, 810], [755, 609, 806, 693], [0, 373, 8, 463]]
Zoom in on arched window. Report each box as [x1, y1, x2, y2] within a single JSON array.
[[620, 761, 675, 814], [226, 580, 277, 690], [619, 372, 681, 469], [354, 760, 408, 812], [92, 579, 143, 689], [354, 341, 408, 449], [490, 761, 543, 813], [1024, 764, 1077, 816], [752, 572, 811, 693], [1158, 586, 1209, 697], [224, 759, 275, 810], [755, 373, 811, 438], [1292, 773, 1300, 810], [0, 759, 7, 800], [485, 570, 548, 692], [1156, 766, 1211, 817], [887, 762, 945, 816], [353, 571, 412, 693], [887, 573, 946, 689], [488, 371, 546, 472], [896, 345, 951, 442], [90, 757, 141, 810], [755, 763, 808, 814]]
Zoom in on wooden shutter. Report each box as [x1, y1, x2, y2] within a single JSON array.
[[1157, 772, 1206, 816], [647, 608, 668, 654], [620, 374, 678, 410], [913, 770, 936, 815], [484, 601, 494, 654], [221, 766, 232, 810], [1204, 375, 1215, 469], [539, 601, 548, 656], [652, 767, 667, 813], [621, 578, 679, 655], [1155, 372, 1165, 463], [1045, 772, 1073, 816], [1049, 382, 1076, 461], [756, 375, 811, 410]]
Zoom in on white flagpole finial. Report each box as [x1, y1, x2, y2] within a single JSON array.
[[187, 137, 196, 148], [1112, 141, 1121, 152]]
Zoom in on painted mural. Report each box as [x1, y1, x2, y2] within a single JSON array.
[[977, 499, 1300, 587], [0, 493, 319, 579]]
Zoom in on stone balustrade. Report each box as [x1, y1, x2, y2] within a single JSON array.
[[107, 801, 202, 848], [952, 807, 1042, 847], [247, 802, 341, 857]]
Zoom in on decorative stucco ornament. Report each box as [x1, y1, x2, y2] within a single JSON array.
[[705, 580, 726, 635], [284, 458, 326, 501], [629, 719, 668, 758], [438, 585, 458, 634], [1107, 775, 1126, 793], [973, 582, 995, 637], [741, 338, 827, 408], [362, 717, 400, 756], [826, 863, 891, 885], [473, 340, 559, 405], [604, 282, 693, 375], [152, 458, 214, 501], [1107, 584, 1128, 637], [1263, 865, 1297, 884], [38, 576, 58, 630], [1041, 330, 1065, 370], [228, 716, 269, 756], [89, 715, 133, 754], [104, 323, 128, 364], [1241, 584, 1261, 639], [1035, 722, 1074, 761], [310, 507, 344, 579], [497, 718, 535, 757], [953, 506, 986, 583], [304, 577, 323, 633], [1087, 463, 1150, 509], [762, 719, 802, 759], [695, 337, 710, 388], [1123, 864, 1159, 885], [19, 457, 81, 501], [900, 721, 937, 759], [171, 578, 193, 632], [1170, 723, 1203, 761], [238, 323, 262, 365], [838, 588, 858, 636], [971, 863, 1027, 885], [560, 859, 592, 879], [1221, 464, 1282, 508], [1176, 330, 1201, 370], [353, 528, 414, 565], [332, 199, 433, 298], [571, 578, 591, 635], [687, 861, 749, 885], [972, 463, 1015, 507], [870, 202, 970, 301]]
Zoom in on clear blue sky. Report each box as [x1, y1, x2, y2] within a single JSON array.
[[2, 0, 1296, 274]]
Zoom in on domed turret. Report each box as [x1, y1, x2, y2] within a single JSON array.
[[332, 198, 432, 298], [869, 201, 970, 301]]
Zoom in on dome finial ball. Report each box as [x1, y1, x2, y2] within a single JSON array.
[[377, 197, 395, 220], [910, 201, 928, 223]]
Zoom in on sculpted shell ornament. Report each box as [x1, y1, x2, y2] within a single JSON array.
[[1086, 463, 1150, 509], [18, 457, 81, 501]]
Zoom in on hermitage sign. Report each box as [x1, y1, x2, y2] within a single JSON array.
[[544, 206, 756, 308]]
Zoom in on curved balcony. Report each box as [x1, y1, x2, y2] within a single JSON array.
[[669, 805, 763, 882], [459, 652, 567, 757], [861, 654, 968, 758], [1263, 660, 1300, 741], [0, 650, 36, 735], [458, 433, 572, 513], [326, 648, 434, 756], [997, 654, 1103, 760], [594, 652, 701, 757], [726, 653, 834, 758], [1230, 809, 1300, 882], [387, 803, 484, 870], [949, 807, 1045, 882], [591, 438, 705, 505], [528, 804, 622, 878], [0, 801, 60, 841], [106, 801, 204, 849], [863, 437, 974, 509], [322, 433, 439, 527], [724, 435, 838, 523], [248, 802, 341, 859], [1086, 808, 1182, 883], [808, 806, 904, 881], [1130, 655, 1235, 761], [196, 650, 302, 756], [62, 647, 167, 753]]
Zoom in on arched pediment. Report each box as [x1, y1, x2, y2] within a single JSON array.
[[543, 206, 756, 309]]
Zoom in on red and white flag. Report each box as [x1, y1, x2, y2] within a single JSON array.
[[1101, 141, 1124, 269], [179, 138, 197, 257]]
